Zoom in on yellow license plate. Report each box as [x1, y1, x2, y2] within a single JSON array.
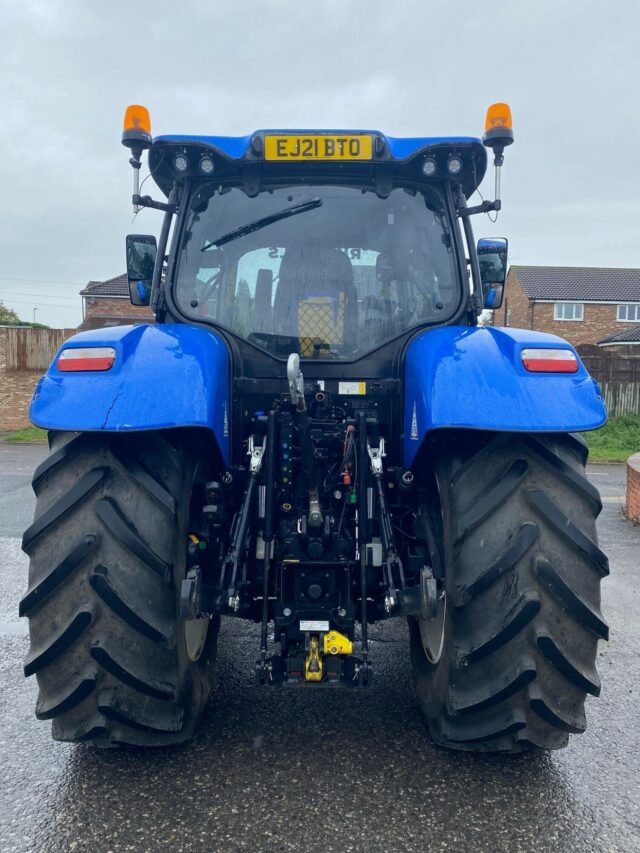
[[264, 134, 373, 161]]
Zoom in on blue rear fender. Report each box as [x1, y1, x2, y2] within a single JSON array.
[[30, 324, 231, 465], [403, 326, 607, 468]]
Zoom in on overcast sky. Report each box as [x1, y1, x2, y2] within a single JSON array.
[[1, 0, 638, 328]]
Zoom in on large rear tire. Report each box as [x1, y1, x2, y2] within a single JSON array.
[[20, 431, 219, 747], [409, 432, 609, 752]]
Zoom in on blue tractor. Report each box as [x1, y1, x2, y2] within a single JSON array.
[[21, 104, 609, 751]]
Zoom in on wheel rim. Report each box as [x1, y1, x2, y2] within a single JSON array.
[[184, 617, 209, 662], [418, 589, 446, 664]]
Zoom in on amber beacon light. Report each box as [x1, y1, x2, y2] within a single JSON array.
[[122, 104, 152, 151], [122, 105, 153, 214], [483, 102, 514, 147]]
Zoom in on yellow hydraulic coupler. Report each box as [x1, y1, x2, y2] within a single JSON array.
[[323, 630, 352, 656], [304, 636, 323, 681]]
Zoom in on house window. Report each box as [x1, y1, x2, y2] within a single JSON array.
[[617, 304, 640, 322], [554, 302, 584, 321]]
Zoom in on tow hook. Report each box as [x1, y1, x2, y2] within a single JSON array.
[[304, 636, 323, 681]]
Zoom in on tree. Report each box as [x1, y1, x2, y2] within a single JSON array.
[[0, 301, 21, 325], [0, 301, 49, 328]]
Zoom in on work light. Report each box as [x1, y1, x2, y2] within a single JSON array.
[[447, 155, 463, 175], [199, 156, 214, 175], [422, 157, 437, 176], [173, 154, 189, 172]]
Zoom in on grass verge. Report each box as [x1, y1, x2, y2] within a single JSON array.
[[3, 427, 48, 444], [582, 415, 640, 463]]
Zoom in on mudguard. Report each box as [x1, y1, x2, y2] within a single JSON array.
[[30, 324, 231, 464], [403, 326, 606, 468]]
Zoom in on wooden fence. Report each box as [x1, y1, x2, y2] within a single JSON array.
[[0, 327, 78, 430], [2, 327, 77, 371], [597, 382, 640, 417], [577, 345, 640, 416]]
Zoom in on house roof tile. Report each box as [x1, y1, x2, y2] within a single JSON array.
[[510, 266, 640, 302], [598, 324, 640, 345], [82, 274, 128, 297]]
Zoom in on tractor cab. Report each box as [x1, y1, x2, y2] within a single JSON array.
[[129, 124, 502, 369], [172, 182, 459, 361]]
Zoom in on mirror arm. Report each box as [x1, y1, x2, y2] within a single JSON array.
[[133, 194, 178, 214]]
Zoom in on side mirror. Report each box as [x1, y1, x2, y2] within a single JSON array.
[[126, 234, 157, 306], [477, 237, 508, 310]]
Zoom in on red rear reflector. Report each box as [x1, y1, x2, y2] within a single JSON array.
[[521, 348, 578, 373], [57, 346, 116, 372]]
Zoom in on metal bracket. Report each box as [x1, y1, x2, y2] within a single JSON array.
[[396, 566, 439, 619], [132, 194, 178, 214], [180, 566, 219, 619], [248, 434, 266, 474], [375, 165, 393, 199], [243, 164, 261, 198], [366, 438, 386, 475], [457, 199, 501, 218], [420, 566, 439, 621], [180, 567, 203, 620]]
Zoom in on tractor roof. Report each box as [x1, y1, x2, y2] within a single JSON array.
[[148, 131, 487, 199]]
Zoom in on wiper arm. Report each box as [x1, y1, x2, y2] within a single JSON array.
[[202, 197, 323, 251]]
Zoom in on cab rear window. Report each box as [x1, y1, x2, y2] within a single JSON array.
[[175, 184, 459, 359]]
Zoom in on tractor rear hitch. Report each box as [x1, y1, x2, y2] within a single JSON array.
[[183, 430, 267, 620], [260, 650, 372, 688], [218, 432, 266, 611]]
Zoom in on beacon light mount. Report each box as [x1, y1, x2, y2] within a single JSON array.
[[483, 102, 514, 208], [459, 102, 515, 218], [121, 105, 176, 215], [122, 105, 153, 214]]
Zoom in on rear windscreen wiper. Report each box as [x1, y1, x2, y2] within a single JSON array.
[[202, 197, 323, 251]]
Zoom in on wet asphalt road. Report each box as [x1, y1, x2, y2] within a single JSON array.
[[0, 444, 638, 853]]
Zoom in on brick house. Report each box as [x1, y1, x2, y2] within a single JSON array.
[[597, 324, 640, 354], [79, 273, 154, 330], [496, 266, 640, 347]]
